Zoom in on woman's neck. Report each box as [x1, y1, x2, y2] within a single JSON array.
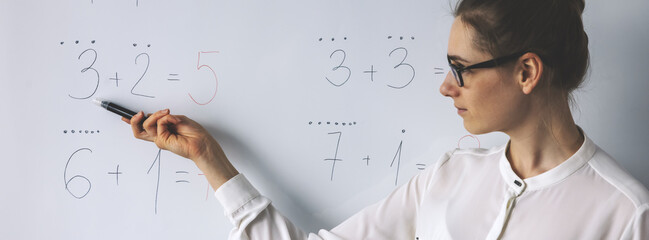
[[504, 99, 584, 179]]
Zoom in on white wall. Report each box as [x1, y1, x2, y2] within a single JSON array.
[[1, 0, 647, 239]]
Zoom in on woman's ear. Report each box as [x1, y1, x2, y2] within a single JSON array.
[[518, 52, 544, 95]]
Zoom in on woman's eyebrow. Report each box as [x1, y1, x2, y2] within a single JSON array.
[[447, 54, 470, 64]]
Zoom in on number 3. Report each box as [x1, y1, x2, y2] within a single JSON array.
[[325, 49, 352, 87], [388, 47, 415, 89], [69, 49, 99, 99]]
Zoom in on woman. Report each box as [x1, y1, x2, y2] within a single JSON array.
[[124, 0, 649, 239]]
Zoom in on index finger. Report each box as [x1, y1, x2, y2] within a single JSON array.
[[130, 111, 150, 140]]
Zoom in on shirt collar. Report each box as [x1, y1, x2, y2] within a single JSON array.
[[498, 129, 597, 192]]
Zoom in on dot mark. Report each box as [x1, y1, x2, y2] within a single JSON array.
[[411, 36, 415, 40], [388, 36, 393, 39], [353, 122, 357, 125], [85, 130, 89, 134], [133, 43, 137, 47], [63, 130, 68, 134], [97, 130, 100, 133], [344, 37, 347, 40], [71, 130, 75, 133], [342, 123, 346, 126], [400, 36, 404, 40], [331, 37, 335, 41], [309, 121, 313, 125], [147, 44, 151, 47], [60, 42, 64, 45], [327, 122, 331, 125], [402, 129, 406, 133], [91, 40, 96, 44], [318, 38, 323, 41], [75, 40, 79, 44], [91, 131, 94, 134], [335, 122, 339, 125], [318, 122, 322, 125]]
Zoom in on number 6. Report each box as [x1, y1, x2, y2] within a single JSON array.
[[63, 148, 93, 199]]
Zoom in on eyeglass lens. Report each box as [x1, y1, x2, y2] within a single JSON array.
[[449, 65, 462, 87]]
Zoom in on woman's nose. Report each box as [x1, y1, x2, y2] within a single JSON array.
[[439, 72, 459, 97]]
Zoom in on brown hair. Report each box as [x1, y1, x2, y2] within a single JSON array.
[[454, 0, 589, 101]]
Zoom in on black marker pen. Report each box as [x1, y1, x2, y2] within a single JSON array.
[[93, 98, 145, 120]]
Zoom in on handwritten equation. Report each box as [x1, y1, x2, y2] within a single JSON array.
[[316, 128, 482, 186], [64, 148, 211, 214], [316, 127, 408, 186], [59, 40, 219, 105], [318, 35, 445, 89]]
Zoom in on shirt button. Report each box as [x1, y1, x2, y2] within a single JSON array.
[[514, 180, 522, 187]]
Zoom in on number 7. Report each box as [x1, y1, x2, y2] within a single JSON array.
[[189, 51, 219, 105]]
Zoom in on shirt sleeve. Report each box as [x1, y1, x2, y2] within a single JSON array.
[[214, 174, 308, 239], [626, 204, 649, 240], [214, 150, 454, 240]]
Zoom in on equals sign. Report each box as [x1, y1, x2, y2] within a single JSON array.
[[168, 73, 180, 81], [416, 163, 426, 170], [176, 171, 190, 183], [434, 68, 445, 75]]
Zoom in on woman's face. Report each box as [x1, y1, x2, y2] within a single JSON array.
[[440, 17, 529, 135]]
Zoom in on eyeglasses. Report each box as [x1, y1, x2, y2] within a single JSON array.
[[447, 52, 526, 87]]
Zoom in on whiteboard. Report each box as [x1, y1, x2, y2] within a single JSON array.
[[1, 0, 647, 239]]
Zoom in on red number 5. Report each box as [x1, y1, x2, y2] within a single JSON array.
[[189, 51, 219, 105]]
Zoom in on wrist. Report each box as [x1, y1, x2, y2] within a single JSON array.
[[194, 136, 221, 164], [194, 138, 239, 190]]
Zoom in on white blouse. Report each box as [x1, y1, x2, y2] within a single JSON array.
[[215, 134, 649, 239]]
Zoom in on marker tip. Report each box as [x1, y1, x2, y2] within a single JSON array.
[[92, 98, 104, 107]]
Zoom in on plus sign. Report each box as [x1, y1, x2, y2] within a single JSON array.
[[364, 65, 377, 82], [109, 72, 121, 87], [108, 165, 123, 185], [363, 155, 371, 166]]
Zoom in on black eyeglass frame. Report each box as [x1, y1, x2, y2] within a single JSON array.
[[447, 51, 527, 87]]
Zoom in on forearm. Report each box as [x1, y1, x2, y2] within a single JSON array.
[[194, 137, 239, 191]]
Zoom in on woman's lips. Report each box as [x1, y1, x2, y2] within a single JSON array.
[[457, 107, 467, 115]]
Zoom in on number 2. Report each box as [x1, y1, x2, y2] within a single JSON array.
[[131, 53, 154, 98]]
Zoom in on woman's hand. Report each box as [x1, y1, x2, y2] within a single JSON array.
[[122, 109, 239, 189], [123, 109, 212, 161]]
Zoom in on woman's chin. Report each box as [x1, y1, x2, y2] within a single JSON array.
[[463, 120, 491, 135]]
